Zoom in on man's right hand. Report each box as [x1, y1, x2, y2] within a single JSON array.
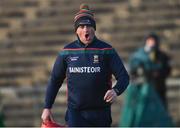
[[41, 108, 54, 122]]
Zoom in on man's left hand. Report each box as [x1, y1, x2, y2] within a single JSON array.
[[104, 89, 117, 103]]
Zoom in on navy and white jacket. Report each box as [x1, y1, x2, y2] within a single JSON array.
[[45, 37, 129, 110]]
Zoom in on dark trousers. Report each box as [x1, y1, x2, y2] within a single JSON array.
[[65, 107, 112, 127]]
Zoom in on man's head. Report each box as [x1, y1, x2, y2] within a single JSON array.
[[144, 33, 160, 52], [74, 4, 96, 45]]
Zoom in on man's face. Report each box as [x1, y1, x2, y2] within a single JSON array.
[[76, 25, 95, 45], [146, 37, 156, 48], [145, 37, 159, 52]]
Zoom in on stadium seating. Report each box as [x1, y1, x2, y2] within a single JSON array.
[[0, 0, 179, 126]]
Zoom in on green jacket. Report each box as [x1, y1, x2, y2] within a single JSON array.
[[119, 47, 173, 127], [119, 83, 174, 127], [129, 47, 171, 86]]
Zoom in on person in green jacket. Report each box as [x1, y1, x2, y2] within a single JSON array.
[[129, 32, 171, 107], [119, 32, 173, 127]]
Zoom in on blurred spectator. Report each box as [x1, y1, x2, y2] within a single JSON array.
[[129, 32, 171, 107], [119, 32, 173, 127]]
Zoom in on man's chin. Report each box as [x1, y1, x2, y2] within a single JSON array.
[[83, 39, 92, 44], [87, 40, 93, 44]]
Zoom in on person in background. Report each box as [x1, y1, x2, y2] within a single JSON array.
[[119, 32, 173, 127], [41, 4, 129, 127], [129, 32, 171, 108]]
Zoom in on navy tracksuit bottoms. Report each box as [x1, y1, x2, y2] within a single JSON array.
[[65, 107, 112, 127]]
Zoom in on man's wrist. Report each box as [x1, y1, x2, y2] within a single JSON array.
[[113, 88, 120, 96]]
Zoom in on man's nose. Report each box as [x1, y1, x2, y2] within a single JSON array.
[[83, 25, 88, 30]]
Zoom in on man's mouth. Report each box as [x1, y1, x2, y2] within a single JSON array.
[[85, 33, 89, 39]]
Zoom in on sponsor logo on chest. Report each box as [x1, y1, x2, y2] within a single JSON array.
[[69, 56, 79, 61], [69, 67, 101, 73]]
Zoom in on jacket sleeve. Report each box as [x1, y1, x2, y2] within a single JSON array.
[[44, 52, 67, 108], [110, 49, 129, 96]]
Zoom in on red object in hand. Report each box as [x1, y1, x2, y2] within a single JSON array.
[[41, 120, 65, 128]]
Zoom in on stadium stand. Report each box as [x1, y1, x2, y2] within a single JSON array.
[[0, 0, 179, 126]]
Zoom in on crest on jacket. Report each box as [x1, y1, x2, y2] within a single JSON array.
[[93, 55, 99, 63]]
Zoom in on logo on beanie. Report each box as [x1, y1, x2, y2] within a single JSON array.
[[79, 19, 91, 25]]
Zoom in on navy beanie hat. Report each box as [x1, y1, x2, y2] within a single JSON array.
[[74, 4, 96, 31]]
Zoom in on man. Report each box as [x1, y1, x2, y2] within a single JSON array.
[[129, 32, 171, 107], [41, 4, 129, 127]]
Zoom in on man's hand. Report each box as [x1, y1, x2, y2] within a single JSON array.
[[104, 89, 117, 103], [41, 108, 54, 122]]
